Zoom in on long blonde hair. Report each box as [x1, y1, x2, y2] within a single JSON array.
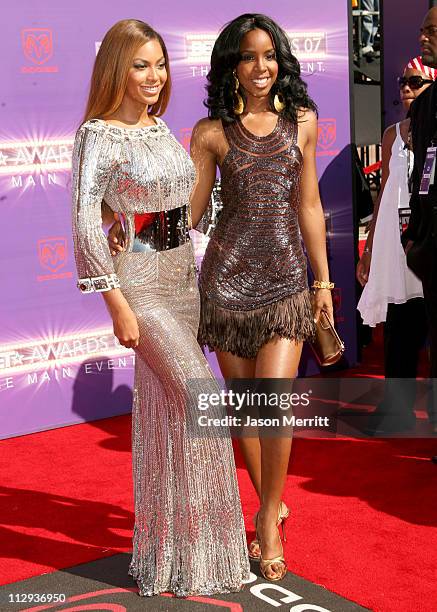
[[83, 19, 171, 123]]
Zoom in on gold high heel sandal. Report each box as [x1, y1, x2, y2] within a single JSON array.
[[248, 501, 289, 561], [260, 542, 287, 582], [258, 508, 288, 582]]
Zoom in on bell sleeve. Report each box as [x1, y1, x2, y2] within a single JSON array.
[[71, 122, 120, 293]]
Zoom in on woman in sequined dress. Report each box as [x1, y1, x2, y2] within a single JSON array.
[[71, 19, 249, 597], [189, 14, 334, 581]]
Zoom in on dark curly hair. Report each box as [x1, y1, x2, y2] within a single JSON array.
[[205, 13, 317, 124]]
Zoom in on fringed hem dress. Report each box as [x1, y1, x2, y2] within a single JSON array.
[[71, 118, 250, 596], [198, 114, 315, 359]]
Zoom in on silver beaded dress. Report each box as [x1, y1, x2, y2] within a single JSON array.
[[71, 118, 250, 597]]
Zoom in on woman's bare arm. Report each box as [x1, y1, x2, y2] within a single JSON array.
[[189, 119, 220, 228], [297, 110, 333, 322], [356, 121, 398, 286]]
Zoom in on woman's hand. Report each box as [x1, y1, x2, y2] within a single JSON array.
[[356, 251, 371, 286], [111, 303, 140, 349], [312, 288, 334, 325], [108, 214, 126, 256], [102, 289, 139, 349]]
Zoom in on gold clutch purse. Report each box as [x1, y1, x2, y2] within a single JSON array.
[[310, 310, 345, 367]]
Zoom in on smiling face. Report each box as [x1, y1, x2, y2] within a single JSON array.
[[400, 67, 433, 111], [124, 39, 167, 107], [236, 28, 278, 100]]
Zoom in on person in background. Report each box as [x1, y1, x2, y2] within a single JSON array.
[[357, 56, 436, 434], [361, 0, 380, 60], [403, 7, 437, 439]]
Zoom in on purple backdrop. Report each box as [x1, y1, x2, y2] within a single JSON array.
[[0, 0, 355, 438]]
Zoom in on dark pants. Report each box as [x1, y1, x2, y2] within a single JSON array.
[[377, 298, 428, 425], [361, 0, 380, 48], [422, 252, 437, 424], [384, 298, 428, 378]]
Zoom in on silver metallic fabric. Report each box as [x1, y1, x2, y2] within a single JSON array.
[[72, 118, 194, 291], [71, 119, 250, 596], [198, 114, 315, 358]]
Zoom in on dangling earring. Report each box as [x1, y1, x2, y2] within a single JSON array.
[[233, 71, 244, 115], [273, 92, 285, 113]]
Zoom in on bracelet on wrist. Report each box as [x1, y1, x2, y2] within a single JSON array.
[[363, 247, 371, 254], [312, 280, 335, 290]]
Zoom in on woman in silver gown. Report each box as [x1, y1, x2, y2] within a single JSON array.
[[71, 19, 249, 597]]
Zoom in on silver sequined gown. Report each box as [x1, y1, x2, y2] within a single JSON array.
[[71, 118, 250, 597]]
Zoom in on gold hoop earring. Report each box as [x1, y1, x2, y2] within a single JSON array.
[[233, 72, 244, 115], [273, 92, 285, 113]]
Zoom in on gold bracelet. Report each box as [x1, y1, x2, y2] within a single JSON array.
[[312, 280, 335, 290]]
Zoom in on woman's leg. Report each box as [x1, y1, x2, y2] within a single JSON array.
[[254, 337, 302, 579]]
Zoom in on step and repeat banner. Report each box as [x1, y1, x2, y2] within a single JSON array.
[[0, 0, 355, 438]]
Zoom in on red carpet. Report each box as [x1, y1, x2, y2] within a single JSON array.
[[1, 413, 436, 612]]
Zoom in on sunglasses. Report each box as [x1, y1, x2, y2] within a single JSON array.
[[398, 75, 434, 90]]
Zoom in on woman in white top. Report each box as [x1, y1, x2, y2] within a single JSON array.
[[356, 56, 436, 434]]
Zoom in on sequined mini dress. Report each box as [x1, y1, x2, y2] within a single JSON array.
[[198, 114, 315, 358], [71, 118, 249, 596]]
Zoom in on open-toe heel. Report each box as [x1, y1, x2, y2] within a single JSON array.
[[260, 552, 287, 582], [248, 501, 290, 561]]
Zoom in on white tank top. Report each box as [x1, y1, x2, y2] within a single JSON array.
[[357, 123, 423, 327]]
